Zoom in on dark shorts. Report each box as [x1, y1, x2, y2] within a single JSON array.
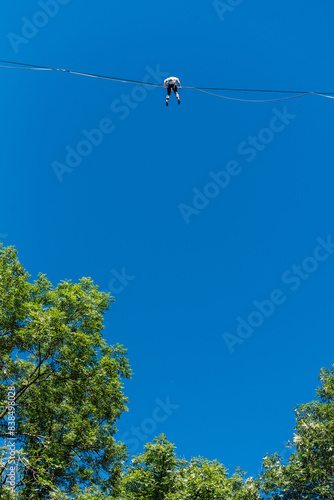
[[167, 83, 178, 95]]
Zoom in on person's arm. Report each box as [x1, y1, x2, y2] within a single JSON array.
[[177, 79, 181, 88], [163, 78, 167, 88]]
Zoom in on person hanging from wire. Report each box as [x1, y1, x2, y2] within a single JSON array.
[[164, 76, 181, 106]]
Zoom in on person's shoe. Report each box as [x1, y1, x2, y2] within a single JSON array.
[[178, 98, 180, 105], [166, 100, 168, 107]]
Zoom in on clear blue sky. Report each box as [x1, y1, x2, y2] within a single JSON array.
[[1, 0, 334, 478]]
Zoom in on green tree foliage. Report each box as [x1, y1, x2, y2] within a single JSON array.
[[119, 434, 260, 500], [120, 435, 180, 499], [50, 484, 113, 500], [259, 363, 334, 499], [0, 245, 131, 498], [172, 459, 260, 500]]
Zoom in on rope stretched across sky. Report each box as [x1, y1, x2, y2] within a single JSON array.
[[1, 58, 333, 103]]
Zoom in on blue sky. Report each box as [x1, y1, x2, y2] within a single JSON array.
[[1, 0, 334, 478]]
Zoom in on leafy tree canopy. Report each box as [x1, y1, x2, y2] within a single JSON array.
[[119, 434, 260, 500], [0, 245, 131, 499], [259, 363, 334, 499]]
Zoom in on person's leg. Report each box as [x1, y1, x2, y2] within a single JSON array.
[[166, 85, 172, 106], [174, 84, 180, 104]]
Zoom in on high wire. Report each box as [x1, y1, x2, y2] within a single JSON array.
[[1, 58, 333, 103]]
